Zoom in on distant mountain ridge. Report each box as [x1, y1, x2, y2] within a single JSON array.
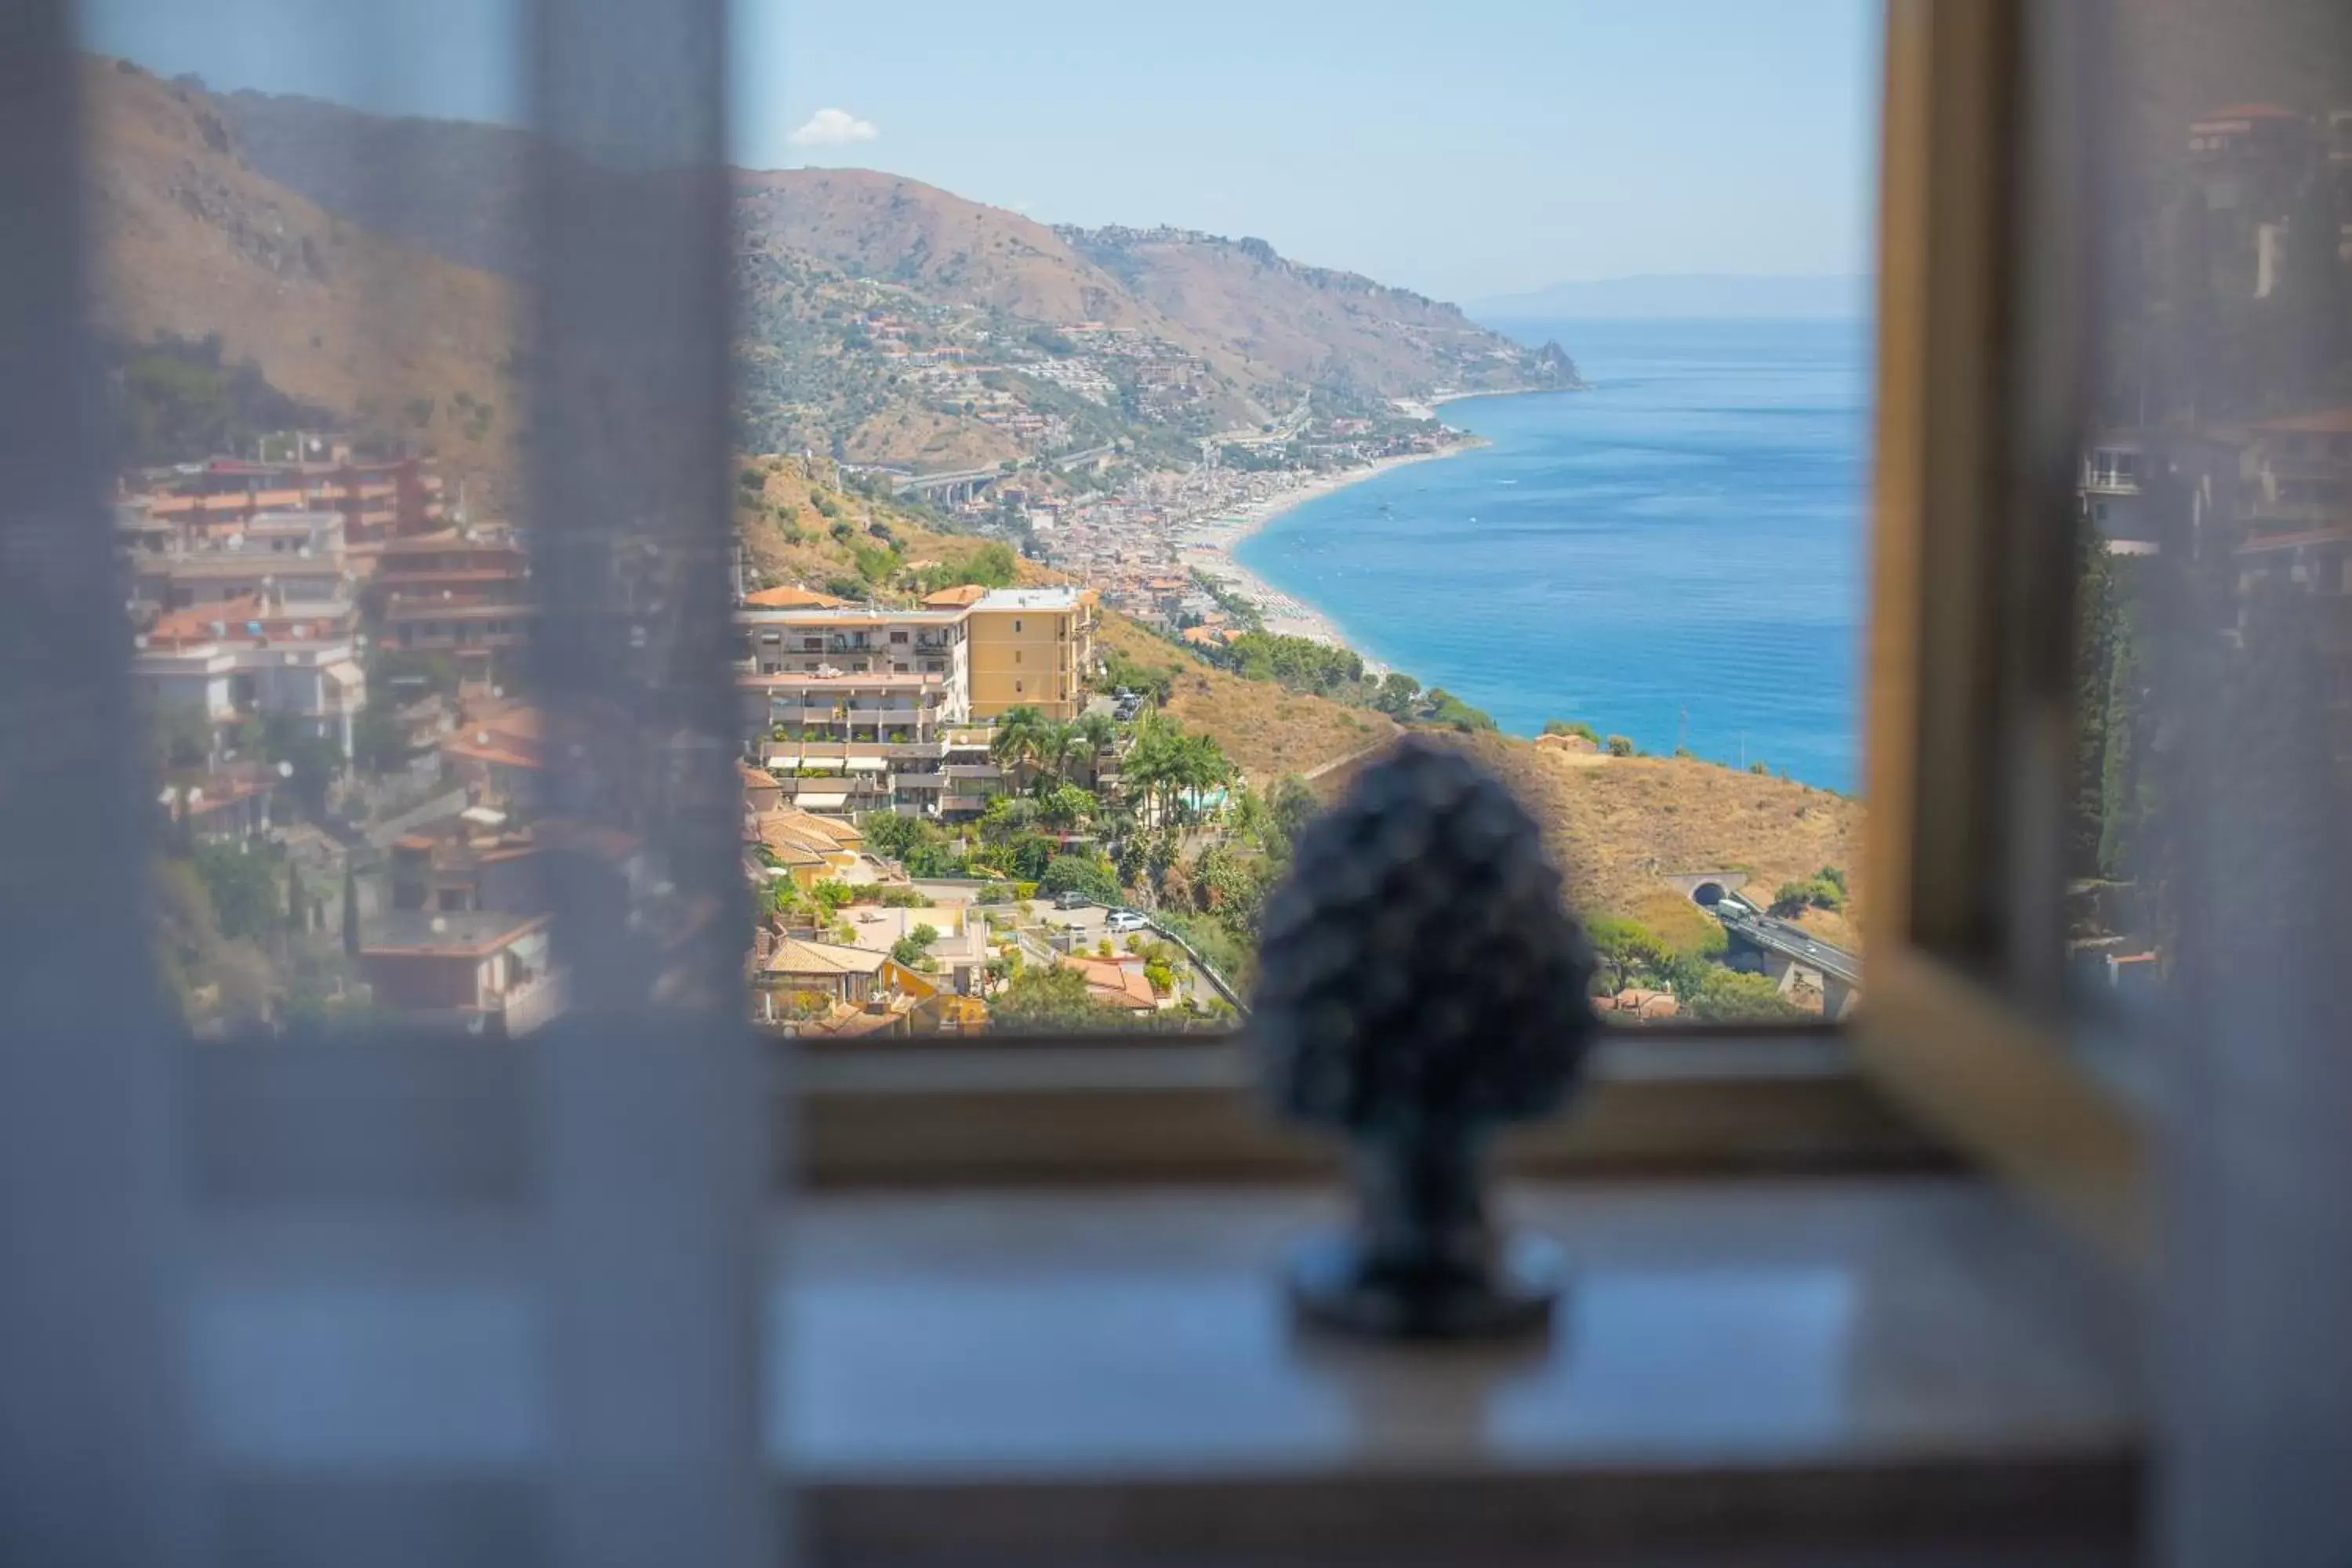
[[1475, 274, 1871, 321], [208, 82, 1576, 466]]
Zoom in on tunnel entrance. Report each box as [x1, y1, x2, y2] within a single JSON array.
[[1691, 881, 1728, 908]]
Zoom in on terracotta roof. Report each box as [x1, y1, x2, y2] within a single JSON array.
[[797, 1000, 911, 1037], [1062, 954, 1159, 1011], [361, 909, 550, 959], [1606, 988, 1682, 1021], [743, 584, 848, 608], [764, 938, 887, 978], [751, 808, 851, 862], [921, 583, 988, 608]]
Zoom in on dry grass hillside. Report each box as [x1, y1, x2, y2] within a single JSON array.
[[841, 405, 1022, 472], [86, 59, 518, 491], [1065, 229, 1565, 397], [735, 454, 1058, 595], [736, 170, 1169, 333], [1317, 731, 1864, 953], [1098, 616, 1396, 782]]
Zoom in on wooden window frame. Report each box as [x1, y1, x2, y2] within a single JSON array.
[[1857, 0, 2149, 1267], [7, 0, 2140, 1212]]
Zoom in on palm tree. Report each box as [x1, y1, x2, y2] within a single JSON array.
[[1173, 732, 1230, 822], [1073, 711, 1118, 781], [1033, 720, 1083, 793], [1123, 714, 1180, 826], [990, 705, 1047, 788]]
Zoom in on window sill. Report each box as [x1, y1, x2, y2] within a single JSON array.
[[191, 1029, 1951, 1203], [205, 1177, 2138, 1565]]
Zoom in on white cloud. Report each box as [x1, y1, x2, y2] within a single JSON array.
[[786, 107, 880, 149]]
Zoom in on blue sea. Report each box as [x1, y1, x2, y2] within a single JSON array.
[[1234, 318, 1872, 793]]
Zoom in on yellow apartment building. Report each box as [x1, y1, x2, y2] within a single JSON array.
[[962, 587, 1098, 719]]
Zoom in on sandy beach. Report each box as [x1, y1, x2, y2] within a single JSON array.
[[1174, 445, 1474, 671]]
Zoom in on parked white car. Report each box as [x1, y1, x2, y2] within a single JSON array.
[[1105, 910, 1150, 936]]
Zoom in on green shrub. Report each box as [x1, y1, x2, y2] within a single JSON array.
[[1605, 735, 1637, 757], [1682, 966, 1806, 1023], [1039, 853, 1120, 906]]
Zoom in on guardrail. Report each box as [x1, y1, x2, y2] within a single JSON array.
[[1140, 917, 1249, 1017]]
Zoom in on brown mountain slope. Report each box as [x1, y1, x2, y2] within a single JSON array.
[[86, 59, 517, 488], [216, 85, 1572, 417], [1065, 228, 1568, 397], [1305, 729, 1861, 949], [1098, 616, 1397, 781], [738, 169, 1163, 331], [734, 453, 1064, 594]]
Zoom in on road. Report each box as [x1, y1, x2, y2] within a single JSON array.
[[1718, 908, 1863, 987]]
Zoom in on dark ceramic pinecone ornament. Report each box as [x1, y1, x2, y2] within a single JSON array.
[[1254, 736, 1598, 1338]]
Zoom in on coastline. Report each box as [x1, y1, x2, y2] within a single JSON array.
[[1431, 379, 1583, 407], [1174, 445, 1475, 671]]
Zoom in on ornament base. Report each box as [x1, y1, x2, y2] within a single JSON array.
[[1286, 1232, 1563, 1341]]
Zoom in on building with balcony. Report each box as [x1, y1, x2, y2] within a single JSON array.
[[131, 601, 368, 756], [128, 448, 447, 546], [371, 528, 536, 678], [733, 585, 1096, 816], [131, 510, 353, 612], [358, 909, 563, 1037], [2079, 433, 2149, 543]]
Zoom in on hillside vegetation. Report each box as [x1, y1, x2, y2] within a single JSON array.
[[1096, 616, 1396, 782], [734, 455, 1059, 600]]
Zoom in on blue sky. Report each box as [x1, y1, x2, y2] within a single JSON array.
[[84, 0, 1879, 304]]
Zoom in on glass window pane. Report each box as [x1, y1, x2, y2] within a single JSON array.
[[727, 1, 1881, 1035], [86, 2, 1882, 1040]]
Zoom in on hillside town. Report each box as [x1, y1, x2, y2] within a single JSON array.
[[123, 437, 1274, 1039]]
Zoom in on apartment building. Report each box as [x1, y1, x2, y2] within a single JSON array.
[[358, 910, 562, 1038], [132, 595, 368, 756], [733, 584, 1094, 816], [372, 528, 536, 673], [962, 586, 1098, 720], [738, 602, 973, 743], [129, 448, 447, 545], [131, 509, 354, 612]]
